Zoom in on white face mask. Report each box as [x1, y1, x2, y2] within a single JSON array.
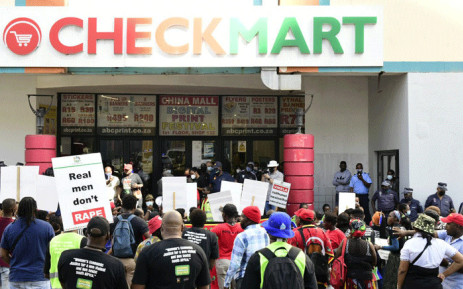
[[387, 175, 393, 180], [146, 201, 153, 207], [236, 169, 241, 174], [191, 174, 196, 180], [406, 210, 411, 216]]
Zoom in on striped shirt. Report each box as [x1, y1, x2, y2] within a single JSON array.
[[224, 224, 269, 287]]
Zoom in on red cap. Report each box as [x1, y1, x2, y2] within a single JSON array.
[[441, 213, 463, 227], [148, 215, 162, 235], [124, 164, 133, 170], [242, 206, 261, 223], [110, 201, 115, 210], [294, 208, 315, 221]]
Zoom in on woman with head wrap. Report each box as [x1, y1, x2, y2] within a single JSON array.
[[397, 214, 463, 289], [334, 219, 377, 289], [374, 210, 405, 289]]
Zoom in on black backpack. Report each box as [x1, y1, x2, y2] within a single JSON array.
[[298, 227, 330, 283], [258, 247, 305, 289]]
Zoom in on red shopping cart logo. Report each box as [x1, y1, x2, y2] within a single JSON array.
[[3, 18, 41, 55]]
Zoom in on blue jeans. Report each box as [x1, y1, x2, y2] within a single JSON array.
[[9, 280, 50, 289], [0, 267, 9, 289]]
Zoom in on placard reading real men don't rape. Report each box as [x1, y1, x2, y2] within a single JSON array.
[[52, 153, 112, 231]]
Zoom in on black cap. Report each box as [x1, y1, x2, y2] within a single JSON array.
[[220, 204, 239, 218], [87, 216, 109, 237]]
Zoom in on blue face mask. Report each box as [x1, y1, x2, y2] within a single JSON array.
[[246, 166, 252, 172], [146, 201, 153, 207], [105, 173, 111, 179], [207, 167, 213, 172]]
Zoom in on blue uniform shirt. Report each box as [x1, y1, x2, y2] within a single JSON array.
[[400, 198, 423, 222], [211, 172, 235, 192], [349, 172, 372, 195], [425, 193, 454, 217], [438, 230, 463, 289]]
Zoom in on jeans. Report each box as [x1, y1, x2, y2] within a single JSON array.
[[0, 267, 9, 289], [9, 280, 50, 289]]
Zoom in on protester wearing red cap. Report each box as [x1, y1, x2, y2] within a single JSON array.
[[134, 216, 163, 262], [224, 206, 269, 289], [288, 208, 334, 288]]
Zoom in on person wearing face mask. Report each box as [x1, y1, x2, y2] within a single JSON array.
[[425, 182, 455, 217], [185, 167, 193, 183], [400, 188, 423, 222], [349, 163, 373, 224], [157, 164, 174, 197], [237, 162, 257, 183], [386, 169, 400, 198], [210, 161, 236, 193], [371, 180, 399, 217], [143, 194, 158, 221], [191, 167, 208, 205], [262, 160, 284, 214], [398, 203, 413, 230], [105, 166, 120, 204]]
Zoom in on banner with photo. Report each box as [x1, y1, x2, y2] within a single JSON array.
[[159, 96, 219, 136], [60, 94, 95, 135], [222, 96, 277, 136], [279, 96, 305, 135], [97, 95, 156, 136]]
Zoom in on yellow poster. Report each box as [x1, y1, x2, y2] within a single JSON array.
[[39, 104, 57, 135]]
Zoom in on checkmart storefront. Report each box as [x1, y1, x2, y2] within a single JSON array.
[[1, 0, 463, 210]]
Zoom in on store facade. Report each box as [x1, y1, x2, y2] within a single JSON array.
[[1, 0, 463, 210]]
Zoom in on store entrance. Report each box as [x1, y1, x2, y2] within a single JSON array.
[[223, 139, 277, 175]]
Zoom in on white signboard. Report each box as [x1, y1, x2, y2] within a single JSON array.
[[36, 175, 59, 212], [52, 153, 112, 231], [0, 6, 383, 67], [163, 182, 197, 214], [339, 192, 356, 212], [208, 190, 234, 222], [269, 181, 291, 208], [220, 181, 243, 213], [0, 166, 39, 202], [240, 179, 268, 214]]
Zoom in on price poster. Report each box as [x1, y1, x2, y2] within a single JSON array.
[[222, 96, 277, 136], [280, 96, 305, 135], [97, 95, 156, 136], [159, 95, 219, 136], [60, 94, 95, 135]]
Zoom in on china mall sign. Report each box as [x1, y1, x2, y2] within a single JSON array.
[[0, 6, 382, 67]]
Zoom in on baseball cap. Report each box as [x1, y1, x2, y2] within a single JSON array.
[[148, 215, 163, 235], [213, 161, 223, 168], [403, 188, 413, 194], [294, 208, 315, 221], [242, 206, 261, 223], [87, 216, 109, 237], [145, 194, 154, 201], [262, 212, 295, 239], [438, 182, 448, 191], [441, 213, 463, 227], [219, 204, 239, 218], [381, 180, 391, 187]]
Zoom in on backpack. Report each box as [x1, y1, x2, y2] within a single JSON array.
[[330, 239, 347, 289], [113, 215, 136, 258], [259, 247, 305, 289], [298, 227, 329, 283]]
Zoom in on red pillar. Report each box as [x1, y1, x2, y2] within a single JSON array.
[[25, 135, 56, 174], [284, 134, 314, 216]]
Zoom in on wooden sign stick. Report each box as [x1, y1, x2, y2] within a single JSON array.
[[251, 196, 255, 206], [173, 191, 176, 210]]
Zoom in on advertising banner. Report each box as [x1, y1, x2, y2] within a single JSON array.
[[52, 153, 112, 231], [268, 181, 291, 208], [280, 96, 305, 135], [97, 94, 156, 136], [60, 94, 95, 135], [222, 96, 277, 136], [159, 96, 219, 136]]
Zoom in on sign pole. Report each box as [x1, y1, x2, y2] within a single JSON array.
[[173, 191, 176, 210], [16, 167, 20, 202], [251, 196, 255, 206]]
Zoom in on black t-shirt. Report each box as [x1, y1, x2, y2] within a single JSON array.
[[132, 238, 211, 289], [58, 248, 128, 289], [110, 213, 149, 256], [182, 227, 219, 265], [44, 236, 87, 275]]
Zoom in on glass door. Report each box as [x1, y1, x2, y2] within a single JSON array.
[[161, 140, 186, 176], [224, 140, 248, 174], [192, 140, 217, 168]]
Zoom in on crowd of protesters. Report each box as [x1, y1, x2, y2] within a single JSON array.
[[0, 159, 462, 289]]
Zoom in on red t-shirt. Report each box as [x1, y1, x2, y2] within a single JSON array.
[[326, 228, 347, 250], [287, 225, 334, 261], [211, 223, 243, 260], [0, 217, 14, 267]]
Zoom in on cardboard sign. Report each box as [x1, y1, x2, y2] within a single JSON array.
[[220, 181, 243, 213], [52, 153, 112, 231], [207, 190, 234, 222], [240, 179, 269, 214], [36, 175, 59, 212], [0, 166, 39, 202], [339, 192, 356, 212], [163, 181, 197, 215], [268, 181, 291, 208]]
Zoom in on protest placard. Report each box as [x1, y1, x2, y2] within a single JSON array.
[[186, 183, 198, 215], [268, 181, 291, 208], [163, 181, 197, 214], [240, 179, 268, 214], [0, 166, 39, 202], [220, 181, 243, 212], [207, 190, 234, 222], [339, 192, 356, 211], [36, 175, 59, 212], [52, 153, 112, 231]]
